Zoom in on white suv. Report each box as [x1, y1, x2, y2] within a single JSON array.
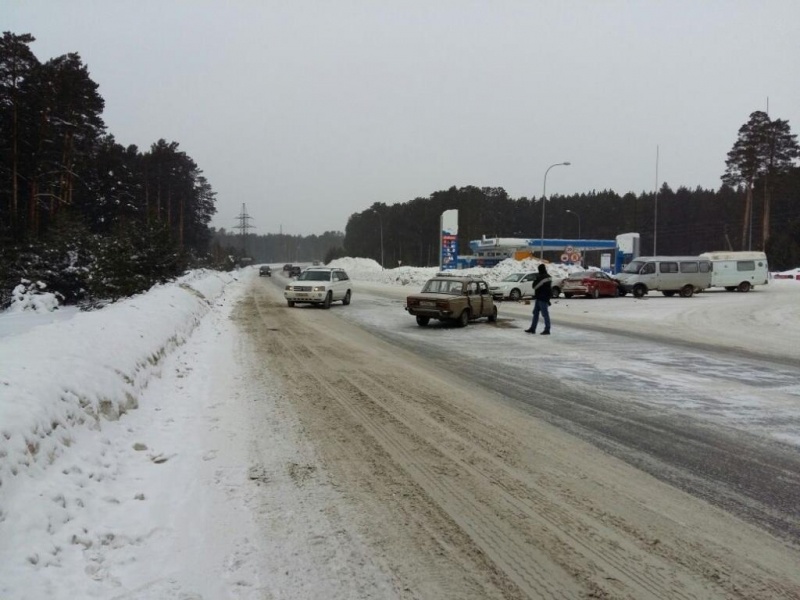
[[284, 267, 352, 309]]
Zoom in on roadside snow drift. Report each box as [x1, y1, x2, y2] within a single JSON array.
[[0, 271, 234, 512]]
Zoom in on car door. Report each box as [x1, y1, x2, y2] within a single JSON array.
[[478, 281, 492, 315], [334, 270, 350, 300], [595, 272, 614, 296], [466, 281, 482, 316], [521, 273, 537, 297], [331, 271, 343, 299]]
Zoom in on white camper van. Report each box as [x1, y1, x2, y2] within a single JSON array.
[[699, 251, 769, 292], [616, 256, 712, 298]]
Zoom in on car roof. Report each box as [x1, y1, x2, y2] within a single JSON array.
[[429, 275, 484, 282]]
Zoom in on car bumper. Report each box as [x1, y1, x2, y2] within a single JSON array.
[[563, 286, 589, 295], [285, 291, 327, 303], [405, 306, 454, 319]]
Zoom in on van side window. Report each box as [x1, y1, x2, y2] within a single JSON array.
[[700, 261, 711, 272], [680, 262, 698, 273], [641, 263, 656, 274], [659, 262, 679, 273], [737, 261, 755, 272]]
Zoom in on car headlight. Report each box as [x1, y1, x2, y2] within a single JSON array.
[[285, 285, 292, 290], [312, 286, 326, 292]]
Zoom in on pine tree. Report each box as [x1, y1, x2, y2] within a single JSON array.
[[0, 32, 39, 238], [723, 111, 799, 249]]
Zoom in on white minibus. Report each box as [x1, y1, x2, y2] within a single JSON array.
[[699, 251, 769, 292], [616, 256, 712, 298]]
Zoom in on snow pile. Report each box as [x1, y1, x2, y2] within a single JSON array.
[[773, 268, 800, 280], [6, 280, 62, 313], [329, 256, 583, 287], [0, 269, 236, 517]]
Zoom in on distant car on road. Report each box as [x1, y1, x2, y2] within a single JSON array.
[[289, 265, 302, 277], [284, 267, 352, 309], [562, 271, 621, 299], [405, 275, 497, 327], [259, 265, 272, 277], [282, 263, 293, 272]]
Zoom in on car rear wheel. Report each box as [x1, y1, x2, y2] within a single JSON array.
[[680, 284, 694, 298], [632, 284, 647, 298], [342, 290, 352, 305], [488, 305, 498, 322], [416, 316, 430, 327], [590, 288, 600, 299], [456, 309, 470, 327], [738, 281, 751, 292], [509, 288, 521, 301], [322, 292, 332, 309]]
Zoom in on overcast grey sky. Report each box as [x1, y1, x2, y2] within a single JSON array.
[[6, 1, 800, 235]]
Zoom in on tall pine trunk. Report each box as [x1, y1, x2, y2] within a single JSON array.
[[762, 178, 770, 249], [741, 184, 752, 250]]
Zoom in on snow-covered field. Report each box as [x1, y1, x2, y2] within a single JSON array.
[[1, 258, 798, 598]]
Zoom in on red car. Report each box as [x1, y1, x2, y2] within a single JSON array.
[[561, 271, 623, 298]]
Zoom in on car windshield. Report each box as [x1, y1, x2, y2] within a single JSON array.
[[298, 270, 330, 281], [622, 261, 645, 274], [500, 273, 525, 282], [421, 279, 464, 295]]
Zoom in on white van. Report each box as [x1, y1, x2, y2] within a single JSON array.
[[699, 251, 769, 292], [616, 256, 712, 298]]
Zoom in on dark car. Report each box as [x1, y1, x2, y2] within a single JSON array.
[[289, 265, 302, 277], [405, 275, 498, 327], [283, 263, 293, 272], [259, 265, 272, 277]]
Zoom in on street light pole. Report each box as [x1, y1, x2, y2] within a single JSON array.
[[374, 210, 384, 270], [379, 216, 384, 270], [541, 161, 571, 259]]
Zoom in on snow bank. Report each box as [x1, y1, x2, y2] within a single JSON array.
[[328, 256, 582, 287], [0, 270, 236, 514], [773, 268, 800, 280]]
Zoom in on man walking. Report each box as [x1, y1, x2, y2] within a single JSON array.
[[525, 264, 552, 335]]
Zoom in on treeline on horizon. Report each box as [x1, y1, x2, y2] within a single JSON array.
[[343, 173, 800, 271], [213, 228, 345, 265], [0, 32, 233, 307], [343, 109, 799, 271]]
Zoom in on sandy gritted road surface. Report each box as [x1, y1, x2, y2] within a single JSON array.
[[237, 278, 800, 600]]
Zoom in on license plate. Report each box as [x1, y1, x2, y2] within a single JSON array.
[[296, 292, 308, 297], [420, 301, 435, 307]]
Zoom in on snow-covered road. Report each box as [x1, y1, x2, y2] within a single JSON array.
[[1, 260, 799, 599]]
